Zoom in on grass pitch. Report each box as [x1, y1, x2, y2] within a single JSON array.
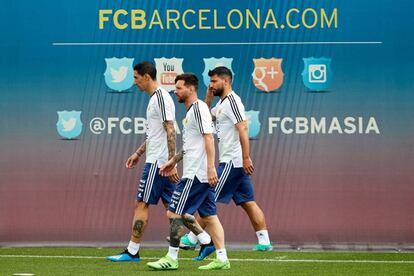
[[1, 247, 414, 275]]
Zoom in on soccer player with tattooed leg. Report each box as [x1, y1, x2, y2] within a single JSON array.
[[106, 61, 179, 262], [147, 73, 230, 270]]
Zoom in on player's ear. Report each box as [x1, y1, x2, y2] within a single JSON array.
[[224, 77, 230, 86]]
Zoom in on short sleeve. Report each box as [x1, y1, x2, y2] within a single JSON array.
[[193, 101, 213, 134], [155, 90, 175, 122], [225, 94, 246, 124]]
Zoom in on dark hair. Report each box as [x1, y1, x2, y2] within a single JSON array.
[[134, 61, 157, 80], [175, 73, 199, 91], [208, 66, 232, 81]]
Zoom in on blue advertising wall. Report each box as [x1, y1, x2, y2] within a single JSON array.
[[1, 0, 413, 244]]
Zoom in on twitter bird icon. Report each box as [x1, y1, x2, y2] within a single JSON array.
[[104, 57, 134, 91], [61, 117, 77, 132], [56, 111, 83, 139], [110, 66, 128, 83]]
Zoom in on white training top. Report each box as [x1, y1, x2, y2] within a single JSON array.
[[145, 87, 176, 166], [211, 91, 246, 168], [182, 100, 214, 182]]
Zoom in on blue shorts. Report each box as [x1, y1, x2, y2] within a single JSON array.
[[136, 162, 175, 205], [168, 177, 216, 218], [215, 161, 255, 205]]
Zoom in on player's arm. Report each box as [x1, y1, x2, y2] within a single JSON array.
[[204, 86, 214, 109], [163, 121, 176, 160], [126, 140, 146, 169], [173, 149, 185, 163], [159, 149, 184, 182], [162, 120, 180, 182], [203, 133, 218, 186], [235, 121, 254, 175]]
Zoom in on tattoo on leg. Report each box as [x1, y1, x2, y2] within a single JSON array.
[[182, 214, 203, 235], [132, 219, 146, 238], [170, 218, 185, 247]]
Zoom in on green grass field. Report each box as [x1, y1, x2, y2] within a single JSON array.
[[1, 247, 414, 275]]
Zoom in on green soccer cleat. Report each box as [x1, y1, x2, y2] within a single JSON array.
[[198, 259, 231, 270], [147, 255, 178, 270], [253, 242, 273, 251]]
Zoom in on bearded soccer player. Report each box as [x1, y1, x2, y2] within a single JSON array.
[[181, 66, 272, 260], [106, 61, 179, 262], [147, 73, 230, 270]]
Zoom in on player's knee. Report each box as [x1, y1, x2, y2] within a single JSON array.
[[240, 200, 257, 210], [200, 214, 218, 225]]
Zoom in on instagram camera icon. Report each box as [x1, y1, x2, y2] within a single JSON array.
[[308, 64, 327, 83]]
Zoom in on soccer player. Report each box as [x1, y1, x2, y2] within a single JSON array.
[[181, 66, 272, 259], [146, 73, 230, 270], [106, 61, 179, 262]]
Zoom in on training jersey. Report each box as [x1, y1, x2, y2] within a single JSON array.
[[211, 91, 246, 168], [145, 87, 176, 166], [182, 100, 214, 183]]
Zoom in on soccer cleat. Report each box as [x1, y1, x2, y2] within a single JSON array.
[[198, 259, 231, 270], [180, 234, 197, 249], [253, 242, 273, 251], [147, 255, 178, 270], [106, 249, 140, 262], [192, 241, 215, 261]]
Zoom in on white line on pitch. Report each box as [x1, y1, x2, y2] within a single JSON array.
[[1, 255, 413, 264]]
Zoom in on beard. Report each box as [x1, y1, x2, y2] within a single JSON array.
[[213, 87, 224, 97], [177, 96, 185, 103]]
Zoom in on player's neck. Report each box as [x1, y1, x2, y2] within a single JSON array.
[[185, 95, 198, 109], [147, 82, 159, 96], [220, 88, 233, 100]]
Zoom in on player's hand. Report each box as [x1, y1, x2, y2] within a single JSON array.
[[159, 159, 176, 177], [205, 85, 214, 106], [207, 167, 219, 187], [206, 85, 214, 97], [243, 157, 254, 175], [126, 153, 139, 169], [167, 166, 180, 183]]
